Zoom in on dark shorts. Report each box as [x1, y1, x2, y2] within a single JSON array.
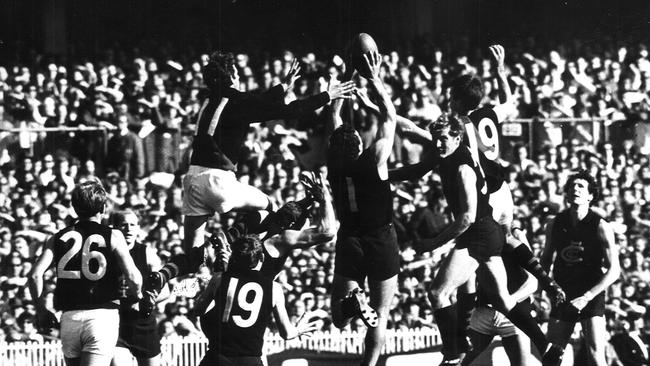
[[456, 217, 504, 262], [550, 292, 606, 322], [116, 310, 161, 359], [334, 223, 400, 283], [198, 350, 263, 366]]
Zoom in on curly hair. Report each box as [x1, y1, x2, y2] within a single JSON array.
[[428, 113, 465, 139], [564, 170, 599, 202], [203, 51, 235, 92], [230, 234, 264, 271], [450, 74, 484, 112], [328, 124, 362, 164]]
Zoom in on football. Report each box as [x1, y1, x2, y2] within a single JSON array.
[[350, 33, 379, 78]]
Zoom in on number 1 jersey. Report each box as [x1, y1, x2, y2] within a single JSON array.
[[52, 221, 121, 311]]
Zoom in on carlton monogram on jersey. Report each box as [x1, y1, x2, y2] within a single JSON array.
[[52, 221, 121, 311], [551, 209, 607, 296]]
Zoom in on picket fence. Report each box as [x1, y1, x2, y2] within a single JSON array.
[[0, 328, 441, 366]]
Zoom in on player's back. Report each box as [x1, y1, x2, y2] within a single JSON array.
[[328, 149, 393, 230], [52, 220, 121, 311], [201, 268, 274, 357], [464, 107, 508, 194]]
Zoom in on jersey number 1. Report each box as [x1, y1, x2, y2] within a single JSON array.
[[222, 278, 263, 328], [57, 231, 108, 281]]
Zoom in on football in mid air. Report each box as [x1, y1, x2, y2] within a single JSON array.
[[349, 33, 379, 78]]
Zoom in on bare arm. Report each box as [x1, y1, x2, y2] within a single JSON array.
[[415, 164, 477, 253], [277, 173, 338, 252], [363, 52, 397, 175], [28, 237, 55, 307], [272, 282, 320, 340], [585, 219, 621, 299], [192, 273, 222, 316], [111, 229, 143, 299], [489, 45, 517, 121], [355, 88, 431, 141], [540, 219, 556, 272]]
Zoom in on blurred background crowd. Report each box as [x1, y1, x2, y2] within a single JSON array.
[[0, 33, 650, 359]]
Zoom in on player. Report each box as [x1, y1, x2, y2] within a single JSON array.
[[110, 210, 168, 366], [540, 171, 621, 366], [416, 115, 550, 365], [142, 51, 355, 315], [327, 51, 398, 366], [196, 234, 321, 366], [460, 228, 538, 366], [28, 180, 142, 366]]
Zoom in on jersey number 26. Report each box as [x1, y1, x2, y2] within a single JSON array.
[[57, 231, 108, 281]]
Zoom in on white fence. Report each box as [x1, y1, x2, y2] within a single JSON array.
[[0, 328, 441, 366]]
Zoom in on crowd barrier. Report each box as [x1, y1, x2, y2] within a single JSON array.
[[0, 328, 440, 366]]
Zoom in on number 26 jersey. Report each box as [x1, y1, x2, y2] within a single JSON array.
[[52, 221, 121, 311]]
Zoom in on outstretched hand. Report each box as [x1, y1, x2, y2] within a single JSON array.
[[295, 311, 325, 339], [327, 80, 355, 100], [489, 44, 506, 73], [300, 171, 327, 203], [362, 50, 382, 80], [282, 59, 302, 91]]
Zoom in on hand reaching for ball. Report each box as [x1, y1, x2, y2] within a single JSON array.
[[362, 51, 382, 81]]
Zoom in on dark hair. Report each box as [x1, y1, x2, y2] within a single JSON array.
[[203, 51, 235, 92], [564, 170, 599, 202], [109, 209, 138, 228], [328, 124, 361, 164], [428, 113, 465, 139], [230, 234, 264, 270], [275, 201, 307, 230], [71, 181, 107, 218], [450, 74, 484, 112]]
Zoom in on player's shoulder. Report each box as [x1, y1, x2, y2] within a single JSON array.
[[468, 106, 498, 124]]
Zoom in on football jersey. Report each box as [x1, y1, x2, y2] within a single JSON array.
[[438, 145, 493, 222], [328, 149, 393, 230], [464, 107, 507, 193], [52, 221, 121, 311], [551, 209, 608, 296], [201, 268, 274, 357]]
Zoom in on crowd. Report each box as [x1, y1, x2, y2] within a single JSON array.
[[0, 37, 650, 353]]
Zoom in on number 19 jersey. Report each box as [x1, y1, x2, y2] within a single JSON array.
[[52, 221, 121, 311], [465, 107, 507, 193], [202, 268, 274, 357]]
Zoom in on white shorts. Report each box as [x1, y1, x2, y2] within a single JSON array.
[[489, 182, 514, 227], [469, 306, 521, 338], [181, 165, 249, 216], [60, 308, 120, 358]]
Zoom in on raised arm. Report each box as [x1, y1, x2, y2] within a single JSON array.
[[272, 282, 320, 340], [570, 219, 621, 312], [355, 88, 431, 141], [246, 80, 355, 123], [489, 45, 517, 122], [363, 51, 397, 176], [415, 163, 477, 254]]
